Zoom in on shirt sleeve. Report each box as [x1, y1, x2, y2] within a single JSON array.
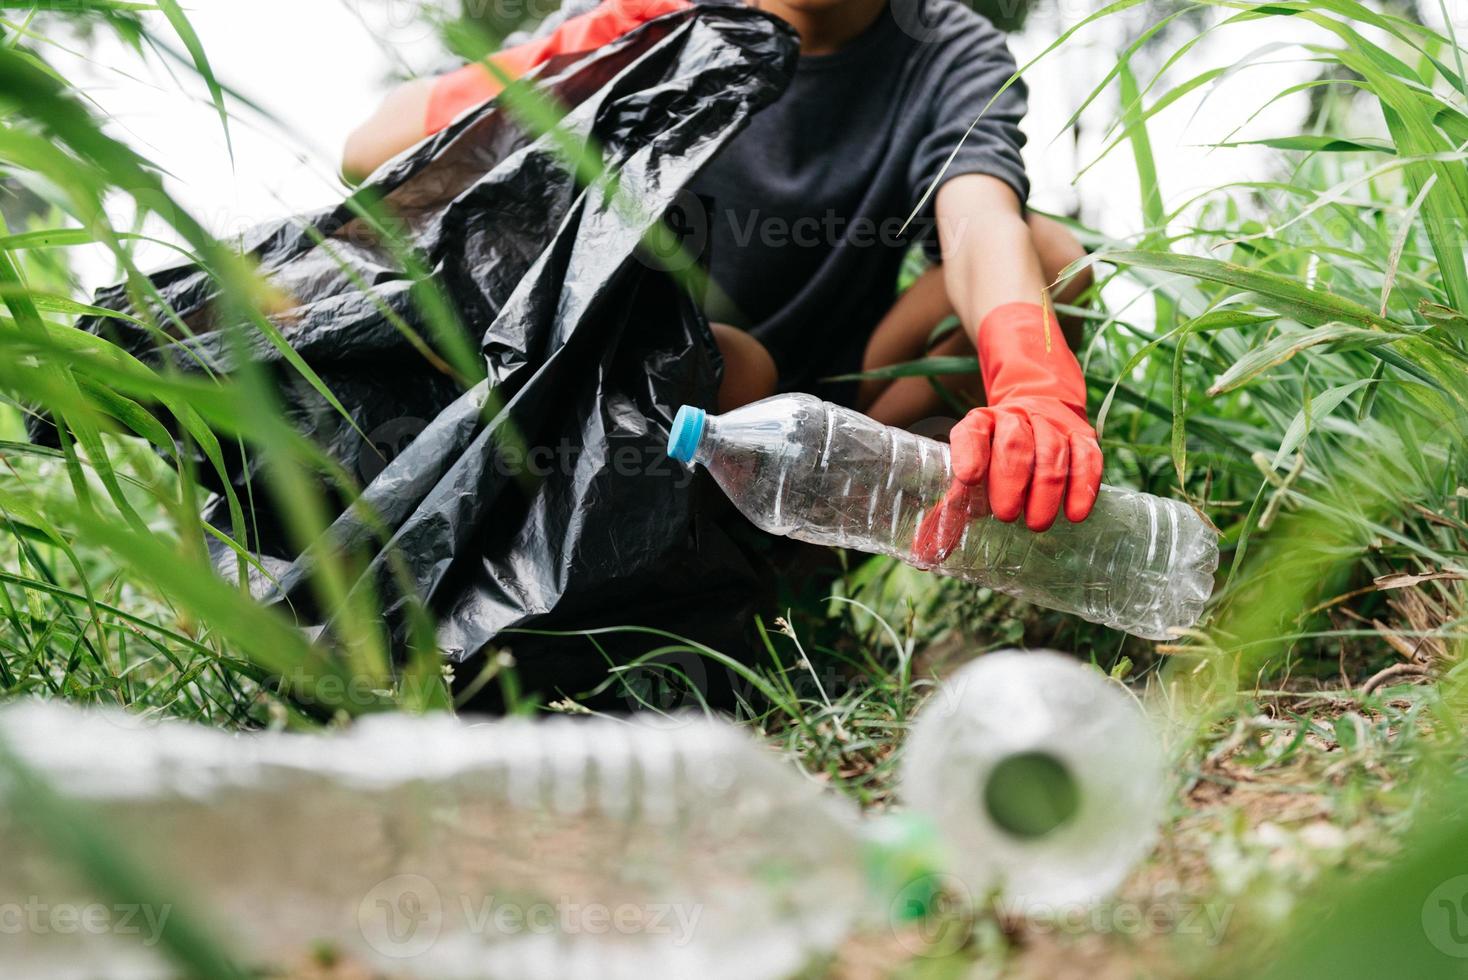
[[906, 18, 1029, 248], [424, 0, 692, 135]]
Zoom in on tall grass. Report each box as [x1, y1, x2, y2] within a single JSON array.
[[0, 3, 456, 725], [1071, 0, 1468, 690], [1038, 3, 1468, 967]]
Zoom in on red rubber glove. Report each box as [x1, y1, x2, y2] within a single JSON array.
[[914, 302, 1102, 563], [425, 0, 691, 134]]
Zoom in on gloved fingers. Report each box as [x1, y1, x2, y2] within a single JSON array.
[[987, 411, 1034, 524], [911, 505, 943, 565], [939, 477, 974, 535], [913, 479, 977, 565], [949, 409, 994, 486], [1025, 418, 1068, 532], [1065, 432, 1104, 523]]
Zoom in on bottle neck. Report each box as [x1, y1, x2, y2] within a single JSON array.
[[691, 416, 718, 466]]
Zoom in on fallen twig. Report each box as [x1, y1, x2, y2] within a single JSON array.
[[1359, 662, 1430, 697]]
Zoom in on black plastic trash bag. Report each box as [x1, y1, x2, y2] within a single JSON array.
[[52, 7, 800, 708]]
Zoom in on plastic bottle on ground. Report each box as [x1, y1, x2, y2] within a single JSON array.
[[900, 649, 1166, 913], [0, 706, 898, 979]]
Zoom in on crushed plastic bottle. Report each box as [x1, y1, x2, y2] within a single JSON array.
[[0, 652, 1164, 978], [667, 394, 1218, 640]]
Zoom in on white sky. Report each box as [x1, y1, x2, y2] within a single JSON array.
[[43, 1, 1338, 293], [54, 1, 445, 287]]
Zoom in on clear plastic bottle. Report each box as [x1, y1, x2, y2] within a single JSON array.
[[0, 706, 910, 980], [0, 651, 1164, 978], [899, 650, 1166, 913], [667, 394, 1218, 640]]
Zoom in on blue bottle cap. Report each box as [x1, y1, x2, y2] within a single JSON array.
[[667, 405, 707, 463]]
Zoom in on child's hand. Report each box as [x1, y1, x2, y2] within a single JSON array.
[[962, 301, 1101, 533], [950, 397, 1101, 532], [913, 479, 987, 566], [911, 302, 1102, 563]]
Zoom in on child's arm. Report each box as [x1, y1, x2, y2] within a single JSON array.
[[341, 0, 689, 184], [342, 78, 439, 184], [930, 173, 1102, 535], [937, 174, 1049, 322]]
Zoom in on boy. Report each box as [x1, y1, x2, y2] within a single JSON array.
[[343, 0, 1101, 537]]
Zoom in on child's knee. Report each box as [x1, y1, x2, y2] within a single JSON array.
[[710, 323, 777, 412]]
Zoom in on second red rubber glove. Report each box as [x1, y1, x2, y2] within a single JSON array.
[[914, 302, 1102, 563]]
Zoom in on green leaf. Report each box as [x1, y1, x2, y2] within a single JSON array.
[[1171, 329, 1190, 484], [1117, 60, 1166, 245], [1271, 379, 1373, 468], [824, 356, 979, 383], [1210, 323, 1408, 396], [1101, 250, 1398, 329], [1213, 135, 1396, 153]]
